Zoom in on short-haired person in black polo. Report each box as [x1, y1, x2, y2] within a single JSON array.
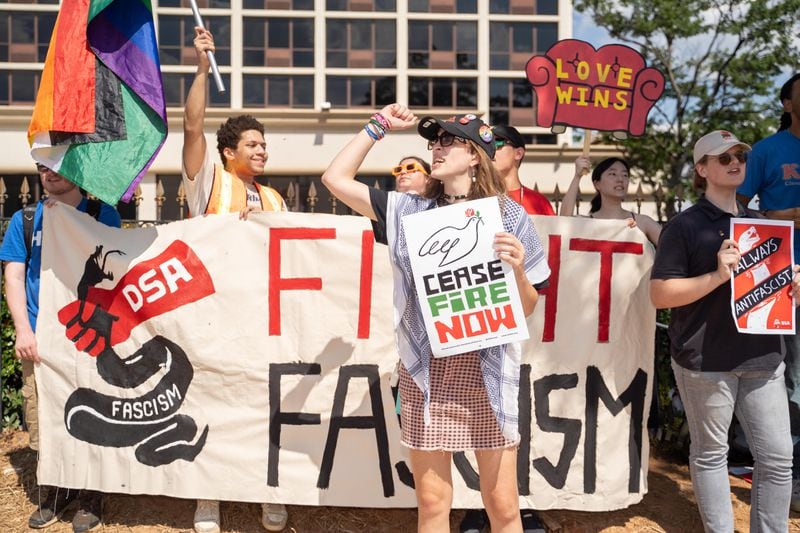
[[650, 130, 800, 531]]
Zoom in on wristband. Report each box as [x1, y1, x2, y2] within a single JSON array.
[[364, 122, 383, 141], [371, 113, 391, 131]]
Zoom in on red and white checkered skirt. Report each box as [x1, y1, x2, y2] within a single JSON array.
[[398, 351, 517, 451]]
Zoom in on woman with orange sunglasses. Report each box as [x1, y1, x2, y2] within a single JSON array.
[[391, 156, 431, 194]]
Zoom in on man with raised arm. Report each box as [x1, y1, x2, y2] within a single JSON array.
[[182, 26, 288, 533]]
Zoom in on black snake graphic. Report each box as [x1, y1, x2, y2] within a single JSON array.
[[62, 245, 208, 466]]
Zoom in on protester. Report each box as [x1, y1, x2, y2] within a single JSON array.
[[387, 157, 430, 400], [183, 27, 287, 533], [0, 163, 121, 531], [459, 123, 552, 533], [492, 124, 555, 216], [560, 156, 661, 244], [736, 73, 800, 509], [322, 105, 550, 532], [183, 27, 285, 221], [392, 156, 431, 194], [651, 130, 798, 531]]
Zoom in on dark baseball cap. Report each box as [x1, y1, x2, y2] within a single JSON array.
[[417, 114, 496, 159], [492, 124, 526, 149]]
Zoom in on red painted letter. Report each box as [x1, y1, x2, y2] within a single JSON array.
[[538, 234, 561, 343], [358, 230, 375, 339], [269, 228, 336, 335], [569, 239, 643, 342]]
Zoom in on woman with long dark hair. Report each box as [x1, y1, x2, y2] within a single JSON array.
[[560, 156, 661, 244], [322, 104, 549, 532]]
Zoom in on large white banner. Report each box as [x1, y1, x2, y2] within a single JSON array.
[[36, 205, 655, 511]]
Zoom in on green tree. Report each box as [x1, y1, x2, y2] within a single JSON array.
[[575, 0, 800, 216]]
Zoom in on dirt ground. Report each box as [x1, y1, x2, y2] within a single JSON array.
[[2, 430, 800, 532]]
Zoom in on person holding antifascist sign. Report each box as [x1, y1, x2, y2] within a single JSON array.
[[322, 105, 550, 532], [651, 130, 800, 532], [737, 73, 800, 510], [560, 156, 661, 245]]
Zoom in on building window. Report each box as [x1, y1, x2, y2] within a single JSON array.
[[158, 0, 231, 6], [489, 0, 557, 15], [408, 21, 476, 70], [489, 77, 536, 127], [409, 77, 477, 108], [243, 75, 314, 108], [243, 18, 313, 67], [159, 15, 231, 66], [0, 12, 56, 63], [326, 76, 395, 107], [163, 72, 231, 107], [326, 0, 396, 11], [326, 19, 396, 68], [489, 22, 557, 70], [243, 0, 313, 8], [409, 0, 477, 13], [0, 69, 40, 104]]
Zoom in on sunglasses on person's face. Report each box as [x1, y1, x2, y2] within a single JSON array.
[[427, 132, 468, 150], [494, 138, 513, 149], [709, 151, 748, 166], [36, 164, 52, 173], [392, 162, 428, 177]]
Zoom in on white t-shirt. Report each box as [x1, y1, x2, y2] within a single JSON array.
[[181, 145, 217, 216]]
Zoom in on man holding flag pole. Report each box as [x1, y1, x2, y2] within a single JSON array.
[[182, 25, 288, 533]]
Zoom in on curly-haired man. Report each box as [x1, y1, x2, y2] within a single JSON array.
[[182, 28, 285, 220], [181, 26, 288, 533]]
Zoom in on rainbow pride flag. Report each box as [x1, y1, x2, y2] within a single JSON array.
[[28, 0, 166, 205]]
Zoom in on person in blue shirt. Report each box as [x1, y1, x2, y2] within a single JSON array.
[[737, 72, 800, 511], [0, 163, 120, 532]]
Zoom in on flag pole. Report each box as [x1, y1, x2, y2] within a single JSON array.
[[581, 128, 592, 175], [188, 0, 226, 93]]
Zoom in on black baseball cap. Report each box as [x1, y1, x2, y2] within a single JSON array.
[[417, 114, 496, 159], [492, 124, 526, 149]]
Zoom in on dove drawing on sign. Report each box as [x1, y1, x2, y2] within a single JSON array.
[[418, 215, 484, 268]]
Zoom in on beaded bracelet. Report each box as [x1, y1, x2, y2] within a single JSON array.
[[371, 113, 391, 131]]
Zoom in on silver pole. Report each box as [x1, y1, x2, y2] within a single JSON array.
[[187, 0, 226, 93]]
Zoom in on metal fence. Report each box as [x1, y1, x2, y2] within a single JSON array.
[[0, 174, 689, 222]]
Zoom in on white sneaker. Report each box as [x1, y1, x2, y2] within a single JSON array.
[[261, 503, 288, 531], [194, 499, 220, 533], [792, 480, 800, 513]]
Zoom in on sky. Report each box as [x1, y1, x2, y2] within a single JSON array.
[[572, 9, 612, 47]]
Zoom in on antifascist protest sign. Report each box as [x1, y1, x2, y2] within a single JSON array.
[[401, 197, 528, 357], [730, 218, 795, 334], [36, 206, 654, 511], [525, 39, 665, 139]]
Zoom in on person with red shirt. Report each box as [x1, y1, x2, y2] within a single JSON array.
[[492, 124, 555, 216]]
